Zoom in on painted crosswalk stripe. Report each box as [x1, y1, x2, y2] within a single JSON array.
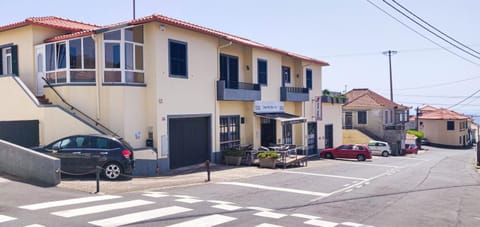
[[291, 214, 321, 219], [305, 219, 338, 227], [175, 198, 203, 204], [24, 224, 45, 227], [142, 192, 169, 198], [166, 214, 236, 227], [341, 222, 372, 227], [88, 206, 192, 226], [19, 195, 121, 210], [52, 200, 154, 217], [217, 182, 328, 197], [254, 211, 287, 219], [0, 215, 16, 223], [212, 204, 242, 211], [256, 224, 284, 227]]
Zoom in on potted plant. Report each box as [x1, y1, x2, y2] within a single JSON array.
[[257, 151, 280, 168], [223, 149, 246, 166]]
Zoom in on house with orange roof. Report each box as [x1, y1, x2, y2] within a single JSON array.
[[343, 88, 410, 155], [0, 14, 332, 173], [417, 107, 473, 148]]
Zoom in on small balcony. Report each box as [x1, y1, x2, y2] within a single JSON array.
[[217, 80, 261, 101], [280, 87, 309, 102]]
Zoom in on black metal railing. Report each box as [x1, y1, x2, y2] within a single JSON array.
[[42, 77, 119, 137], [221, 80, 260, 90], [283, 86, 309, 94], [384, 124, 405, 130]]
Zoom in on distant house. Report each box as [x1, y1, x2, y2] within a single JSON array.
[[416, 106, 473, 148], [343, 88, 410, 155], [317, 91, 347, 150]]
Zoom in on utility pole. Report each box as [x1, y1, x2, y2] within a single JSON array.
[[382, 50, 397, 101], [415, 106, 419, 130], [133, 0, 136, 19]]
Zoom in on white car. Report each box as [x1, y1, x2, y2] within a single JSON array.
[[367, 141, 391, 157]]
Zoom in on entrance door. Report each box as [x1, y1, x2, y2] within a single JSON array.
[[325, 124, 333, 149], [261, 118, 276, 147], [282, 124, 293, 144], [344, 112, 353, 129], [35, 46, 45, 96], [307, 122, 317, 156], [220, 54, 238, 88]]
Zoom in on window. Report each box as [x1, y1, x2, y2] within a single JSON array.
[[283, 124, 292, 144], [104, 26, 144, 84], [69, 37, 96, 82], [220, 54, 239, 88], [0, 46, 17, 75], [169, 40, 187, 78], [358, 111, 367, 124], [220, 116, 240, 151], [257, 59, 267, 85], [447, 121, 455, 130], [306, 68, 313, 90], [282, 66, 290, 85], [45, 42, 67, 83]]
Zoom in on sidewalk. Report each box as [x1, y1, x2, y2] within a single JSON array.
[[58, 164, 279, 194]]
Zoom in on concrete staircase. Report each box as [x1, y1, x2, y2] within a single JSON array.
[[36, 95, 52, 105], [343, 129, 374, 144]]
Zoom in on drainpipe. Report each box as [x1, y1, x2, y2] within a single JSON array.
[[92, 34, 101, 120], [214, 40, 232, 162]]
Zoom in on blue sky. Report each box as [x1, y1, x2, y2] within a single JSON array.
[[2, 0, 480, 114]]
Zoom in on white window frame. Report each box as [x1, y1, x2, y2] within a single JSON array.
[[2, 47, 12, 75]]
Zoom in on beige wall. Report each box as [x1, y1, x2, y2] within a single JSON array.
[[421, 119, 470, 146], [0, 76, 98, 145], [218, 101, 254, 150], [319, 102, 343, 148]]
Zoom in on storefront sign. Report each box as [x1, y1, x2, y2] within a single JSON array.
[[254, 101, 284, 113], [313, 96, 322, 121]]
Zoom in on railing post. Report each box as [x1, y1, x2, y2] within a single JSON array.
[[205, 160, 210, 182], [95, 166, 101, 193]]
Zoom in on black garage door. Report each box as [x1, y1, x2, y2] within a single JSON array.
[[169, 117, 210, 169], [0, 120, 39, 147]]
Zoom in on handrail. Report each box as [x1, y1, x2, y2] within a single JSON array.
[[41, 77, 120, 137]]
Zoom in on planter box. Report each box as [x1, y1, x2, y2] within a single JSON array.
[[225, 156, 242, 166], [259, 158, 277, 168]]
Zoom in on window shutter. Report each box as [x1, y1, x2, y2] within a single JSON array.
[[0, 48, 3, 75], [11, 45, 19, 76]]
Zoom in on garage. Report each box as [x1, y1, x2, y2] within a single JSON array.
[[168, 116, 211, 169], [0, 120, 39, 147]]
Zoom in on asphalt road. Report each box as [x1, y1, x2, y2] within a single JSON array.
[[1, 146, 480, 226]]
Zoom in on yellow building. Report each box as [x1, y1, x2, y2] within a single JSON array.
[[0, 14, 334, 173]]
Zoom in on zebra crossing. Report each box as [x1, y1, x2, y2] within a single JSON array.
[[2, 192, 374, 227]]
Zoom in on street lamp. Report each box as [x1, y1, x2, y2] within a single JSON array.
[[382, 50, 397, 101]]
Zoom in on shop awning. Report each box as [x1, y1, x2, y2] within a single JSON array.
[[256, 112, 307, 125]]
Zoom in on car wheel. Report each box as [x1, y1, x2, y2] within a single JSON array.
[[325, 152, 334, 159], [382, 151, 389, 157], [357, 154, 366, 161], [103, 162, 123, 180]]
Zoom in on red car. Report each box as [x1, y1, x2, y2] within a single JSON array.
[[320, 144, 372, 161], [405, 144, 418, 154]]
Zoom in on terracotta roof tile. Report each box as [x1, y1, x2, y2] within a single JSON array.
[[419, 108, 469, 120], [0, 16, 99, 33], [344, 88, 409, 109], [45, 14, 329, 66]]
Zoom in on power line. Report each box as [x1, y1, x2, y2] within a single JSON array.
[[382, 0, 480, 60], [365, 0, 480, 66], [391, 0, 480, 56], [447, 88, 480, 109], [373, 75, 480, 91]]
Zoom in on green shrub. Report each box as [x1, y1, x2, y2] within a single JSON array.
[[223, 149, 246, 157], [257, 151, 280, 159], [406, 130, 424, 139]]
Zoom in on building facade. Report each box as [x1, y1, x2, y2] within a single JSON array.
[[0, 14, 335, 173]]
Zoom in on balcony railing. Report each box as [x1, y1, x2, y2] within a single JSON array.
[[280, 86, 309, 102], [217, 80, 261, 101]]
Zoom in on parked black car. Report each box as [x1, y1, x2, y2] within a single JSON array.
[[33, 134, 135, 180]]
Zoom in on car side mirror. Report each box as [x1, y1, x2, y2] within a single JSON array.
[[52, 145, 60, 152]]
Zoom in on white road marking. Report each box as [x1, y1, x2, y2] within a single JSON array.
[[173, 195, 196, 198], [52, 200, 154, 217], [344, 184, 351, 187], [212, 204, 242, 211], [217, 182, 329, 197], [19, 195, 121, 210], [336, 161, 405, 169], [24, 225, 45, 227], [342, 222, 371, 226], [207, 200, 234, 204], [256, 223, 284, 227], [291, 214, 321, 219], [89, 206, 192, 226], [166, 214, 236, 227], [345, 189, 353, 193], [175, 198, 203, 204], [0, 215, 16, 223], [392, 156, 429, 161], [247, 207, 273, 212], [254, 211, 287, 219], [355, 185, 363, 189], [142, 192, 169, 198], [0, 177, 10, 183], [305, 219, 338, 227], [283, 171, 368, 181]]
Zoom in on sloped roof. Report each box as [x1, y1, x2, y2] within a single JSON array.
[[45, 14, 329, 66], [420, 105, 438, 113], [419, 108, 470, 120], [344, 88, 409, 110], [0, 16, 99, 33]]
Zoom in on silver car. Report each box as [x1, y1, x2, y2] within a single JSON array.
[[367, 141, 391, 157]]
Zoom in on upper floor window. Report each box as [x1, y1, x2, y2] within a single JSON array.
[[306, 68, 313, 90], [69, 37, 96, 82], [282, 66, 290, 85], [447, 121, 455, 130], [0, 45, 18, 76], [257, 59, 267, 85], [104, 26, 144, 84], [220, 54, 239, 88], [169, 40, 187, 78], [46, 42, 67, 83], [358, 111, 367, 124]]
